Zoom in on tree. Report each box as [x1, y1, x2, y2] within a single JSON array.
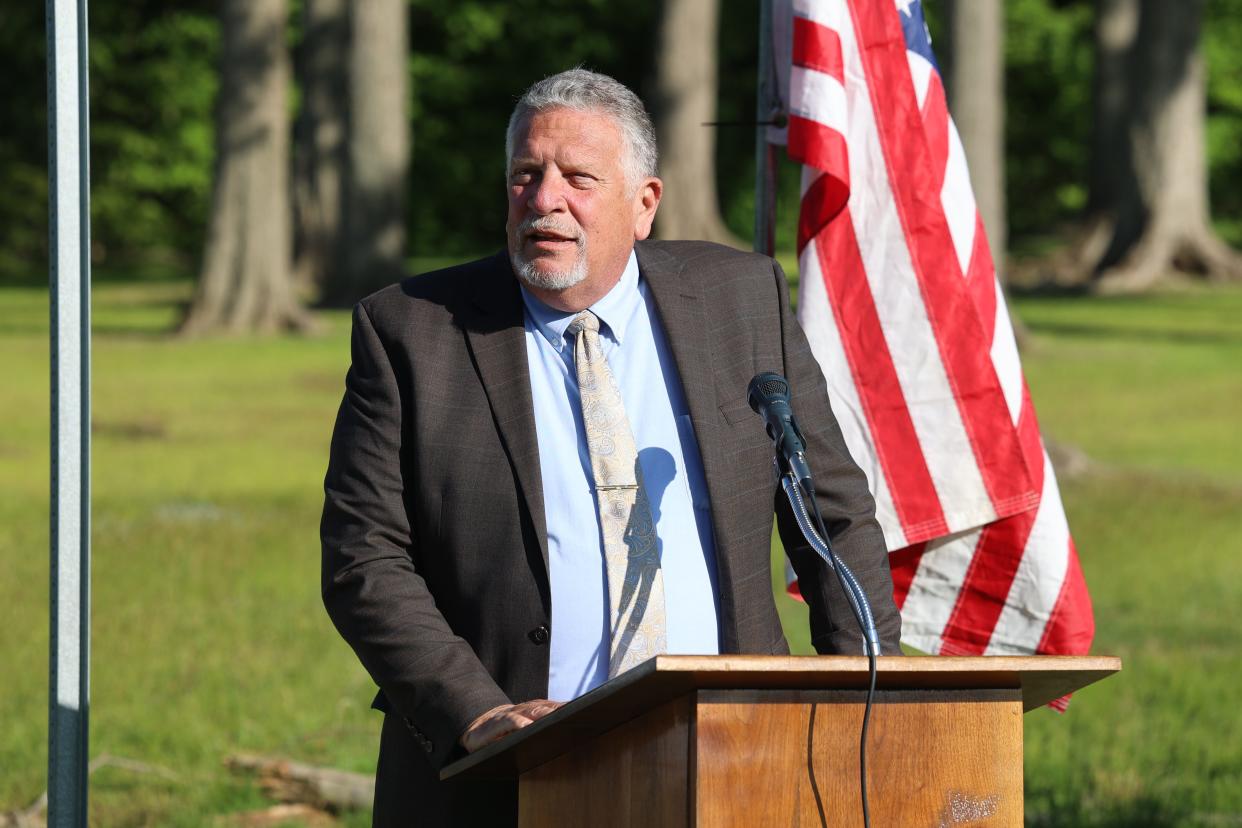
[[942, 0, 1007, 279], [292, 0, 347, 292], [1077, 0, 1242, 291], [319, 0, 410, 307], [182, 0, 311, 334], [652, 0, 741, 246]]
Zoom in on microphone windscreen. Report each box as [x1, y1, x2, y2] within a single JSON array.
[[747, 372, 790, 412]]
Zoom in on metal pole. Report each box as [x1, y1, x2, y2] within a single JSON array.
[[47, 0, 91, 824], [753, 0, 779, 257]]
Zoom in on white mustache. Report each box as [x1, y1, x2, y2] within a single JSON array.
[[518, 217, 583, 244]]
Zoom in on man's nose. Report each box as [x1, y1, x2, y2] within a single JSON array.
[[527, 173, 568, 215]]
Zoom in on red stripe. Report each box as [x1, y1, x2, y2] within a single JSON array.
[[1038, 537, 1094, 709], [919, 71, 949, 195], [793, 17, 844, 83], [787, 579, 803, 601], [848, 0, 1037, 519], [938, 388, 1045, 652], [814, 214, 948, 541], [888, 541, 927, 610], [788, 115, 849, 186], [795, 154, 849, 252], [966, 214, 997, 344]]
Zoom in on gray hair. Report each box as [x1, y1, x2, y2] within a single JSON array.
[[505, 68, 659, 188]]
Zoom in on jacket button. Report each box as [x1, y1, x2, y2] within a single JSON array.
[[528, 625, 550, 645]]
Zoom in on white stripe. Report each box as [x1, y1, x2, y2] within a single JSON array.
[[989, 278, 1025, 425], [940, 123, 978, 276], [793, 0, 851, 31], [800, 165, 821, 197], [908, 52, 934, 110], [984, 452, 1071, 653], [798, 231, 907, 549], [897, 528, 980, 652], [830, 15, 997, 534], [790, 66, 849, 135]]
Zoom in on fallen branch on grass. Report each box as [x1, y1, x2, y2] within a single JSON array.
[[224, 753, 373, 814], [225, 803, 337, 826]]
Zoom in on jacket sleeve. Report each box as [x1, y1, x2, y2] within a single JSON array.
[[320, 301, 511, 770], [768, 259, 904, 655]]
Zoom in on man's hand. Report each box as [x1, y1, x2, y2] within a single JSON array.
[[459, 699, 564, 753]]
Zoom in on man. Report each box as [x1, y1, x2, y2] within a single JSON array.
[[321, 69, 901, 826]]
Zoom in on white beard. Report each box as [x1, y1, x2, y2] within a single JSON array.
[[508, 216, 589, 291], [510, 247, 589, 291]]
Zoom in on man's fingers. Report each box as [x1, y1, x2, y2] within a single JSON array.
[[459, 699, 566, 752], [515, 699, 563, 720]]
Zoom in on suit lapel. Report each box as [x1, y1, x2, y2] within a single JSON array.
[[461, 255, 549, 574], [641, 242, 751, 651], [636, 241, 729, 529]]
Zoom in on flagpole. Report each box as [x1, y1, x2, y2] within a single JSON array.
[[47, 0, 92, 824], [754, 0, 779, 257]]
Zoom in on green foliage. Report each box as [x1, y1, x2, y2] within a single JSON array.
[[0, 5, 52, 277], [406, 0, 662, 256], [1205, 0, 1242, 244], [7, 1, 1242, 278], [87, 5, 218, 267], [0, 3, 217, 281], [1001, 0, 1095, 246]]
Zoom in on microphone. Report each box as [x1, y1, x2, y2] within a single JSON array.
[[747, 372, 813, 488]]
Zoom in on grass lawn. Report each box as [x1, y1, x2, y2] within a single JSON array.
[[2, 275, 1240, 825]]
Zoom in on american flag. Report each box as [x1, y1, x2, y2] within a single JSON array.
[[775, 0, 1094, 689]]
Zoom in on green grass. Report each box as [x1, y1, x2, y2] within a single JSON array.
[[3, 278, 1240, 825]]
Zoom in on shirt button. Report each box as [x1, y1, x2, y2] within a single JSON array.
[[528, 625, 550, 645]]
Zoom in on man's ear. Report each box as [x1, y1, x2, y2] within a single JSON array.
[[632, 177, 663, 241]]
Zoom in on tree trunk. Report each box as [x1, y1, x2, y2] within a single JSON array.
[[652, 0, 742, 247], [320, 0, 410, 307], [182, 0, 312, 335], [292, 0, 347, 293], [943, 0, 1007, 278], [1079, 0, 1242, 292]]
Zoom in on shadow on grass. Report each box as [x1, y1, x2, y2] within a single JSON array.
[[1022, 319, 1242, 346], [1026, 793, 1182, 827]]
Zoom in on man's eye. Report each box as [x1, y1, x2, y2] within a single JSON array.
[[511, 172, 534, 185]]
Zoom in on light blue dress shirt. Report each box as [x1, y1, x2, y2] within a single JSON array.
[[520, 251, 721, 702]]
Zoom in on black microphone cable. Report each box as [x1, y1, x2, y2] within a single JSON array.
[[804, 482, 878, 828]]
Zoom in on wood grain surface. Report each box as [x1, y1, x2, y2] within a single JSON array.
[[517, 697, 692, 828], [694, 689, 1023, 826], [444, 655, 1118, 781]]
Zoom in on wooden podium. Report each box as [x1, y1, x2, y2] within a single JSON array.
[[442, 655, 1120, 826]]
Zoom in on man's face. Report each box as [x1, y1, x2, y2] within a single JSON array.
[[506, 107, 660, 309]]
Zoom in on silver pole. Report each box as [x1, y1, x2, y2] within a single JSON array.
[[47, 0, 91, 824], [753, 0, 779, 257]]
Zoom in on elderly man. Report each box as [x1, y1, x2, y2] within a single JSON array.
[[321, 68, 901, 826]]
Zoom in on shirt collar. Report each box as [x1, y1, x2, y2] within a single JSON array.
[[519, 250, 641, 352]]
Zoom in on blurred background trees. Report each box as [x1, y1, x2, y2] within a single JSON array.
[[3, 0, 1242, 328], [181, 0, 309, 334], [1078, 0, 1242, 291]]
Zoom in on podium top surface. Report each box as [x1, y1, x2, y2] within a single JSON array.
[[442, 654, 1120, 781]]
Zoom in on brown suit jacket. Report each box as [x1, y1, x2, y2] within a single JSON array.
[[321, 240, 901, 826]]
